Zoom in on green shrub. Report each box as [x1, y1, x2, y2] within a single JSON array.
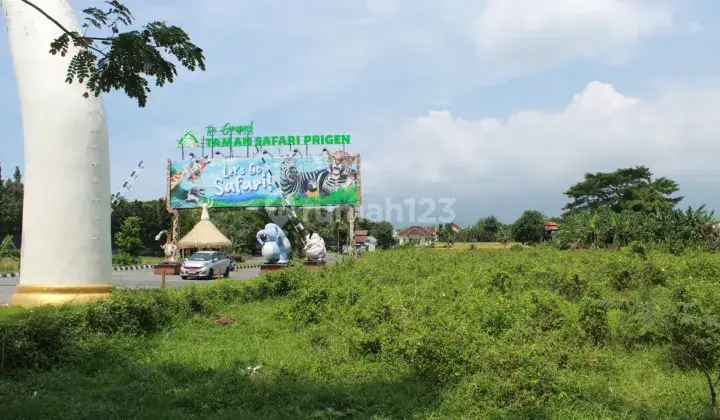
[[579, 291, 610, 345], [550, 271, 587, 301], [489, 270, 512, 293], [510, 244, 524, 252], [624, 241, 647, 258], [228, 253, 247, 262], [4, 247, 720, 418], [0, 271, 304, 374], [112, 252, 139, 266], [611, 268, 633, 291], [528, 291, 567, 332]]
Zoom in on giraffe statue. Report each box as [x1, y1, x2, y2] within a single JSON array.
[[155, 230, 179, 262], [164, 159, 182, 262]]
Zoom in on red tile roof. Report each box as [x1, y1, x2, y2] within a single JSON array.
[[355, 230, 368, 244], [545, 221, 558, 232], [397, 226, 436, 237]]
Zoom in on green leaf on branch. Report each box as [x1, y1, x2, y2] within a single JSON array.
[[25, 0, 205, 107]]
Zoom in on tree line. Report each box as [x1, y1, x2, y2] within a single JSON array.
[[4, 164, 717, 259], [0, 165, 24, 252], [445, 165, 719, 252]]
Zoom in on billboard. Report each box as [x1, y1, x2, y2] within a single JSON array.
[[168, 151, 359, 209]]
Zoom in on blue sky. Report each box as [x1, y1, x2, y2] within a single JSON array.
[[2, 0, 720, 225]]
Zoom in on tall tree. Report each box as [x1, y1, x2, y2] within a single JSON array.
[[356, 217, 377, 232], [563, 166, 682, 215], [496, 226, 511, 247], [211, 209, 268, 255], [114, 216, 143, 256], [369, 221, 395, 250], [475, 215, 502, 242], [511, 210, 547, 245], [0, 166, 24, 247]]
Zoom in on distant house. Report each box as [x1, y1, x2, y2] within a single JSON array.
[[397, 226, 436, 246], [355, 230, 368, 247], [447, 223, 462, 233]]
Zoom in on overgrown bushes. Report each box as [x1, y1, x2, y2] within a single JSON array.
[[554, 206, 719, 250], [3, 247, 720, 417], [0, 270, 307, 373]]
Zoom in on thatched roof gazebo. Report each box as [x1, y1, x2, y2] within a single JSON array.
[[177, 204, 231, 253]]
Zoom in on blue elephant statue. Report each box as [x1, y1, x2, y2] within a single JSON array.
[[256, 223, 292, 264]]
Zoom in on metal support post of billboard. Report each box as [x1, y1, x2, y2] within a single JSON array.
[[111, 161, 144, 212], [255, 148, 309, 245], [348, 205, 357, 260], [349, 154, 361, 260], [165, 159, 181, 256], [356, 155, 362, 210]]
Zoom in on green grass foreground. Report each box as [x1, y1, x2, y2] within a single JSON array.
[[1, 247, 718, 419]]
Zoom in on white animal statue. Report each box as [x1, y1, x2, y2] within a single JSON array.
[[256, 223, 291, 264], [304, 231, 327, 262], [155, 230, 178, 262], [200, 202, 211, 220], [365, 236, 378, 252]]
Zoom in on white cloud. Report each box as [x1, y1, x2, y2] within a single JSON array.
[[364, 80, 720, 197], [469, 0, 675, 75], [112, 0, 687, 113], [365, 0, 396, 16]]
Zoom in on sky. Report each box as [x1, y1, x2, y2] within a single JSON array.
[[1, 0, 720, 226]]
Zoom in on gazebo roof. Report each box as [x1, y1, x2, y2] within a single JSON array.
[[545, 221, 559, 232], [177, 204, 231, 249]]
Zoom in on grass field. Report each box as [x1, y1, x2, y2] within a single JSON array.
[[438, 241, 524, 250], [1, 247, 718, 418], [138, 256, 166, 265]]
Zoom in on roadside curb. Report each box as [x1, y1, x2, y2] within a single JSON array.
[[113, 265, 155, 271], [1, 263, 263, 278]]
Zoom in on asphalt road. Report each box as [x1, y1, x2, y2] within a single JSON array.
[[0, 254, 342, 306], [0, 268, 262, 306]]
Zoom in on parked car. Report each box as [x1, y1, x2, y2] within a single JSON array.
[[180, 250, 232, 280]]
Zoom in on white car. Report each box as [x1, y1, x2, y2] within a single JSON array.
[[180, 251, 232, 280]]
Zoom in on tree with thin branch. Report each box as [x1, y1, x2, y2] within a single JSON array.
[[21, 0, 205, 107], [668, 300, 720, 419]]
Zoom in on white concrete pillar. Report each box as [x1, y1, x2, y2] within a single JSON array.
[[2, 0, 112, 306]]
